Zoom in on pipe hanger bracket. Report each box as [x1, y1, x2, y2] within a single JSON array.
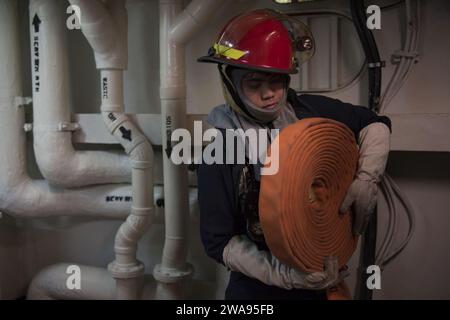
[[15, 96, 33, 108], [58, 122, 81, 132]]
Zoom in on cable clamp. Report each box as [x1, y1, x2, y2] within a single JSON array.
[[24, 123, 33, 132], [368, 61, 386, 68], [392, 50, 420, 62]]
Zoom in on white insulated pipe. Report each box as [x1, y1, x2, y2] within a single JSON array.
[[26, 261, 217, 300], [169, 0, 226, 44], [0, 0, 132, 220], [68, 0, 154, 300], [27, 264, 116, 300], [68, 0, 127, 70], [27, 263, 159, 300], [29, 0, 131, 188], [0, 0, 195, 221], [102, 71, 154, 300], [154, 0, 226, 298], [154, 0, 192, 299]]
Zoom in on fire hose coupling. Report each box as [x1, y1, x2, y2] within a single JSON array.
[[108, 259, 145, 279], [153, 263, 194, 284]]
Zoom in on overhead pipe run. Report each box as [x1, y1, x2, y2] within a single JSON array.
[[29, 0, 131, 188], [68, 0, 154, 300], [169, 0, 227, 44], [0, 0, 132, 220]]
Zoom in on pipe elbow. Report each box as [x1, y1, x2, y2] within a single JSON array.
[[27, 264, 58, 300], [130, 139, 154, 165], [34, 131, 131, 187], [34, 143, 78, 187], [69, 0, 127, 69], [169, 0, 226, 44], [115, 212, 153, 249], [27, 263, 116, 300]]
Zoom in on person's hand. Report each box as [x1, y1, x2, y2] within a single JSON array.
[[290, 256, 350, 290], [340, 178, 378, 235], [223, 235, 348, 290], [340, 122, 390, 235]]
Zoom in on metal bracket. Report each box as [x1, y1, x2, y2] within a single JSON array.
[[58, 122, 80, 132], [15, 96, 32, 108], [392, 50, 420, 63], [23, 122, 81, 133], [23, 123, 33, 132], [368, 61, 386, 68]]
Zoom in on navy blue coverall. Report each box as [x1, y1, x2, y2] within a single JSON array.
[[198, 89, 391, 300]]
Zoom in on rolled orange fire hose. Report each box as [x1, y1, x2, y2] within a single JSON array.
[[259, 118, 359, 300]]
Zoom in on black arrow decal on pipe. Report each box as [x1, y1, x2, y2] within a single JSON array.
[[165, 143, 172, 159], [165, 115, 172, 159], [32, 14, 41, 33], [119, 126, 132, 141]]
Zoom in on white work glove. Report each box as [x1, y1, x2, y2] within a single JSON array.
[[223, 235, 349, 290], [340, 122, 391, 235]]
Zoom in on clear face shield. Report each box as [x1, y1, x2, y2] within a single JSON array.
[[278, 13, 316, 67]]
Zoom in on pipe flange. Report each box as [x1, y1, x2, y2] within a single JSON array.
[[153, 263, 194, 283], [108, 260, 145, 279]]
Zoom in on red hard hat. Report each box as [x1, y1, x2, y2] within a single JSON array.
[[198, 9, 315, 74]]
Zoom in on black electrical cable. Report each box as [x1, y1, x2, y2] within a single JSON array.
[[355, 205, 378, 300], [350, 0, 383, 300], [351, 0, 382, 112], [381, 0, 404, 10]]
